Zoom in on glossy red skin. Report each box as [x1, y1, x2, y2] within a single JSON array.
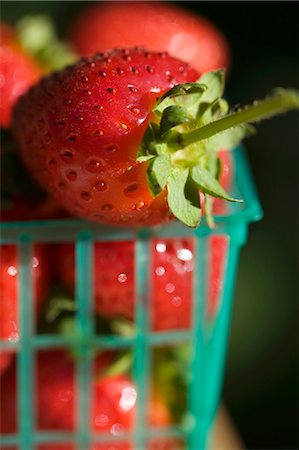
[[0, 245, 51, 376], [69, 1, 230, 75], [12, 48, 199, 227], [0, 350, 175, 450], [0, 24, 41, 128]]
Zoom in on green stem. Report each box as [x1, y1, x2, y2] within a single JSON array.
[[181, 89, 299, 147]]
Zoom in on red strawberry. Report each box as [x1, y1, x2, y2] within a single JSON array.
[[0, 350, 178, 450], [12, 48, 298, 228], [12, 48, 199, 227], [0, 24, 41, 128], [69, 1, 230, 75], [57, 232, 228, 330], [0, 244, 51, 376]]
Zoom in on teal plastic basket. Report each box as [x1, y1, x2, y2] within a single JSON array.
[[0, 146, 262, 450]]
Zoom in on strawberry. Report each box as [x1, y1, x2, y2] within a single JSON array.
[[0, 24, 42, 128], [12, 48, 199, 227], [0, 244, 51, 376], [0, 350, 178, 450], [68, 1, 230, 75], [56, 232, 228, 330], [12, 47, 298, 228]]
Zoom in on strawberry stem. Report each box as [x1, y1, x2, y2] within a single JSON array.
[[181, 89, 299, 147]]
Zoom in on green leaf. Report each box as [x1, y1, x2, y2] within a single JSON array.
[[151, 154, 172, 189], [160, 105, 190, 135], [137, 122, 159, 161], [153, 83, 207, 119], [167, 168, 201, 227], [192, 165, 242, 202], [197, 69, 226, 103], [146, 160, 162, 197], [197, 97, 229, 125]]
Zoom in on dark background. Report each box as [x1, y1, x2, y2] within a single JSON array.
[[1, 1, 298, 449]]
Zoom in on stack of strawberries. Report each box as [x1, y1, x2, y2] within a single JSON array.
[[1, 2, 298, 449]]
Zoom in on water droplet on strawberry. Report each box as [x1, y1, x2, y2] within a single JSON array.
[[95, 414, 109, 427], [172, 296, 182, 307], [31, 257, 39, 268], [119, 386, 137, 411], [155, 266, 166, 276], [177, 248, 193, 261], [118, 273, 127, 283], [7, 265, 17, 276], [136, 201, 145, 211], [110, 423, 125, 436], [165, 283, 175, 293]]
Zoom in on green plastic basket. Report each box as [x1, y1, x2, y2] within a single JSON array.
[[0, 146, 262, 450]]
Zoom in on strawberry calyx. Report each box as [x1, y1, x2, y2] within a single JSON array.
[[138, 70, 299, 227], [15, 14, 77, 71]]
